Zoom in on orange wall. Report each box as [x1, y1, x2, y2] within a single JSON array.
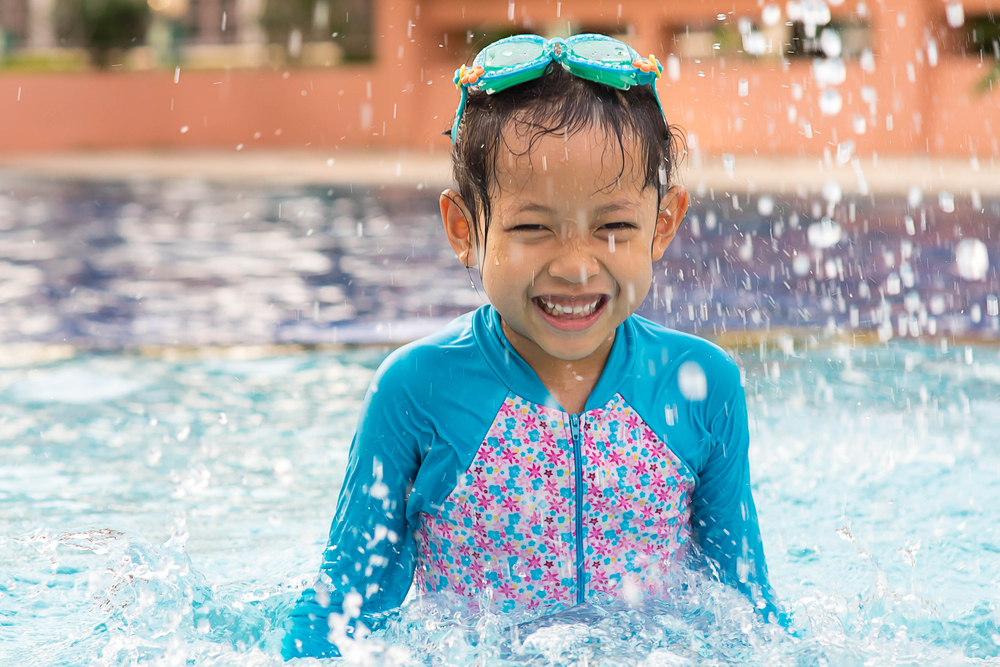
[[0, 0, 996, 157]]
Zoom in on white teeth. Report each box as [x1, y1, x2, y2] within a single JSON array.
[[538, 297, 603, 317]]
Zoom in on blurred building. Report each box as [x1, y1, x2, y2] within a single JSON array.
[[0, 0, 996, 157]]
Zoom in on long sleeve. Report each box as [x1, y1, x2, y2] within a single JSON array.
[[690, 359, 787, 625], [281, 354, 424, 660]]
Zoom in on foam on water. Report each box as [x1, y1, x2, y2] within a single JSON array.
[[2, 343, 999, 665]]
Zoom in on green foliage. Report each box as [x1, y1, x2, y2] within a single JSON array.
[[976, 62, 999, 95], [55, 0, 150, 67], [262, 0, 372, 62]]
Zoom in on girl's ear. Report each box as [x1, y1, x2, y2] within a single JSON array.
[[440, 189, 478, 267], [652, 185, 689, 262]]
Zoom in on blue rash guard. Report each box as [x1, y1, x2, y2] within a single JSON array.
[[281, 305, 783, 659]]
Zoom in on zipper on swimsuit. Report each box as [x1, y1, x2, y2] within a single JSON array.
[[569, 413, 585, 605]]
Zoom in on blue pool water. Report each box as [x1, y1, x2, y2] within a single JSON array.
[[3, 341, 999, 665], [1, 176, 999, 665]]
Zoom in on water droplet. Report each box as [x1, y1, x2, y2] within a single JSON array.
[[813, 58, 846, 87], [819, 88, 843, 116], [938, 191, 955, 213], [180, 125, 189, 134], [946, 1, 964, 27], [696, 212, 713, 235], [807, 218, 842, 248], [667, 55, 680, 81], [762, 3, 781, 25], [822, 180, 843, 204], [820, 29, 842, 57], [860, 49, 875, 73], [677, 361, 707, 401], [955, 238, 989, 281], [836, 140, 854, 163], [722, 154, 735, 177], [907, 186, 923, 209], [757, 195, 774, 216]]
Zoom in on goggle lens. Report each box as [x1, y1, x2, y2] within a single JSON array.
[[570, 41, 632, 63], [483, 41, 545, 69]]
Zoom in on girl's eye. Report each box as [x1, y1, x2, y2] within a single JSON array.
[[510, 224, 548, 232], [601, 222, 637, 231]]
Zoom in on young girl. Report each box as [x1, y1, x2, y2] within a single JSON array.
[[282, 34, 783, 660]]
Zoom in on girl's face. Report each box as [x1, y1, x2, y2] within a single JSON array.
[[442, 125, 688, 362]]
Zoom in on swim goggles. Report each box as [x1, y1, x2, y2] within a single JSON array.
[[451, 33, 664, 142]]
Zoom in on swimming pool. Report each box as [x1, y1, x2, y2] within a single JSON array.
[[2, 340, 998, 665], [1, 177, 998, 665]]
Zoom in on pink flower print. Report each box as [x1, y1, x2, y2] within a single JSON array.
[[512, 422, 530, 441], [501, 495, 519, 514], [635, 460, 649, 476], [526, 462, 542, 478], [643, 438, 665, 459], [583, 431, 596, 449], [526, 554, 542, 570], [639, 503, 655, 523], [541, 567, 561, 588], [591, 495, 609, 514], [543, 524, 560, 543], [592, 537, 611, 561], [458, 544, 472, 560], [549, 493, 568, 514], [479, 445, 495, 464], [626, 414, 640, 431], [454, 583, 467, 596], [502, 539, 519, 556], [500, 448, 520, 466], [523, 414, 539, 431], [498, 580, 517, 598], [608, 449, 625, 468], [500, 401, 516, 417], [540, 430, 556, 448], [472, 477, 490, 497]]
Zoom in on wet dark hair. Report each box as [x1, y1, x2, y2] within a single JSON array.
[[447, 63, 684, 259]]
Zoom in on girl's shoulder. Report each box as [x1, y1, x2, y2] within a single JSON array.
[[627, 314, 741, 384], [367, 308, 508, 411]]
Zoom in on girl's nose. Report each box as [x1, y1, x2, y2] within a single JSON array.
[[547, 247, 600, 284]]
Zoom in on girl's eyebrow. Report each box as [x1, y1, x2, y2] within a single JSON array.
[[591, 201, 636, 217], [513, 200, 635, 217]]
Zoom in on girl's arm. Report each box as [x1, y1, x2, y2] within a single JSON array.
[[691, 359, 789, 626], [281, 358, 423, 660]]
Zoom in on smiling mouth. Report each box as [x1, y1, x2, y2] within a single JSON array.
[[531, 295, 609, 333], [534, 295, 605, 318]]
